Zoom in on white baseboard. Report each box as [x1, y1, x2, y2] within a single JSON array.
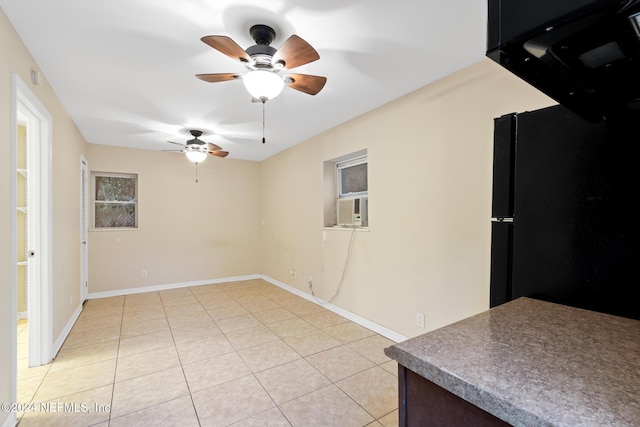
[[261, 275, 408, 343], [83, 273, 407, 344], [86, 274, 261, 300], [1, 412, 16, 427], [52, 303, 83, 358]]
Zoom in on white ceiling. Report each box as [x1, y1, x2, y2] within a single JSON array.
[[1, 0, 487, 161]]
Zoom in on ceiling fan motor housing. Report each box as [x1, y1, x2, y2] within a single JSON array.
[[247, 25, 279, 68]]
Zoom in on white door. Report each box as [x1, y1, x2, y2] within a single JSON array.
[[81, 156, 89, 303]]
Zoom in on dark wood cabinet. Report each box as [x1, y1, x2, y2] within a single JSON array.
[[398, 365, 511, 427]]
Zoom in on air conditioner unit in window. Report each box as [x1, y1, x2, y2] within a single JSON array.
[[337, 197, 368, 227]]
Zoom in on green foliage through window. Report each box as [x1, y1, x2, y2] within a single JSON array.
[[92, 172, 138, 228]]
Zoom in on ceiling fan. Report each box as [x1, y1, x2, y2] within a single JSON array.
[[165, 129, 229, 165], [196, 24, 327, 102]]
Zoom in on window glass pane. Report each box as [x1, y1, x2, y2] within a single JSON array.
[[95, 176, 136, 202], [340, 163, 367, 195], [94, 203, 136, 228]]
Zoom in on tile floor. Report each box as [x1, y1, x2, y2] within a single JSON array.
[[16, 279, 399, 426]]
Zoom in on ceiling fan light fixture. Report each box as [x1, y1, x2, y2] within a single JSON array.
[[243, 70, 284, 101], [185, 148, 207, 164]]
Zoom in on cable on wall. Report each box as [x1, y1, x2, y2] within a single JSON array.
[[328, 227, 358, 303]]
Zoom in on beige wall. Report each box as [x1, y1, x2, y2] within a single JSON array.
[[86, 144, 262, 293], [1, 8, 87, 424], [259, 58, 555, 338]]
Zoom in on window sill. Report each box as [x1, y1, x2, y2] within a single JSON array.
[[90, 227, 139, 232], [323, 226, 369, 232]]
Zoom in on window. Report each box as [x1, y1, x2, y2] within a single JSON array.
[[323, 150, 368, 228], [92, 172, 138, 229], [337, 156, 368, 198]]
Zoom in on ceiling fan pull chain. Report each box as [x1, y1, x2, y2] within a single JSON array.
[[195, 164, 199, 183], [262, 100, 266, 144]]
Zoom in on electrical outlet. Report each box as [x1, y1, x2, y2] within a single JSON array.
[[416, 313, 425, 328], [141, 270, 148, 279]]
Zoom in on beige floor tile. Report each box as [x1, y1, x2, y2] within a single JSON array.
[[175, 334, 235, 364], [191, 375, 275, 426], [17, 357, 51, 381], [34, 359, 116, 402], [62, 325, 121, 350], [50, 339, 119, 372], [125, 291, 161, 304], [84, 296, 125, 309], [196, 293, 238, 310], [347, 335, 396, 364], [109, 395, 199, 427], [182, 351, 252, 393], [280, 384, 374, 427], [207, 302, 249, 320], [17, 340, 28, 360], [160, 293, 198, 307], [163, 303, 206, 317], [303, 310, 349, 328], [216, 313, 262, 334], [237, 339, 301, 373], [267, 317, 317, 338], [379, 409, 399, 427], [123, 294, 163, 313], [306, 346, 374, 382], [71, 314, 122, 334], [118, 330, 174, 357], [189, 283, 223, 295], [282, 329, 342, 357], [17, 385, 113, 427], [159, 287, 194, 298], [256, 359, 331, 404], [78, 305, 123, 321], [122, 306, 166, 324], [230, 407, 292, 426], [116, 346, 181, 382], [166, 310, 214, 330], [120, 317, 170, 339], [274, 295, 310, 309], [366, 422, 384, 427], [284, 301, 326, 317], [238, 296, 280, 313], [110, 367, 189, 418], [380, 361, 398, 377], [252, 307, 298, 324], [170, 322, 222, 344], [17, 372, 45, 404], [322, 321, 376, 344], [337, 366, 398, 419], [225, 324, 280, 350]]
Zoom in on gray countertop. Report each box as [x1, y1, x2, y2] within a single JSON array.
[[384, 297, 640, 427]]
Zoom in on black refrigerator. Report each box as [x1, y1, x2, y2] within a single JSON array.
[[489, 104, 639, 320]]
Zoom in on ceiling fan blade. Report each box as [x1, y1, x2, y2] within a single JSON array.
[[206, 142, 223, 152], [201, 35, 251, 63], [285, 74, 327, 95], [208, 150, 229, 158], [162, 149, 185, 153], [196, 73, 241, 83], [272, 35, 319, 69]]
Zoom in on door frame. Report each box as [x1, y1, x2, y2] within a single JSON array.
[[11, 73, 53, 374], [81, 155, 89, 303]]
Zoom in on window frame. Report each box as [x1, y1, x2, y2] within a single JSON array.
[[91, 171, 138, 230]]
